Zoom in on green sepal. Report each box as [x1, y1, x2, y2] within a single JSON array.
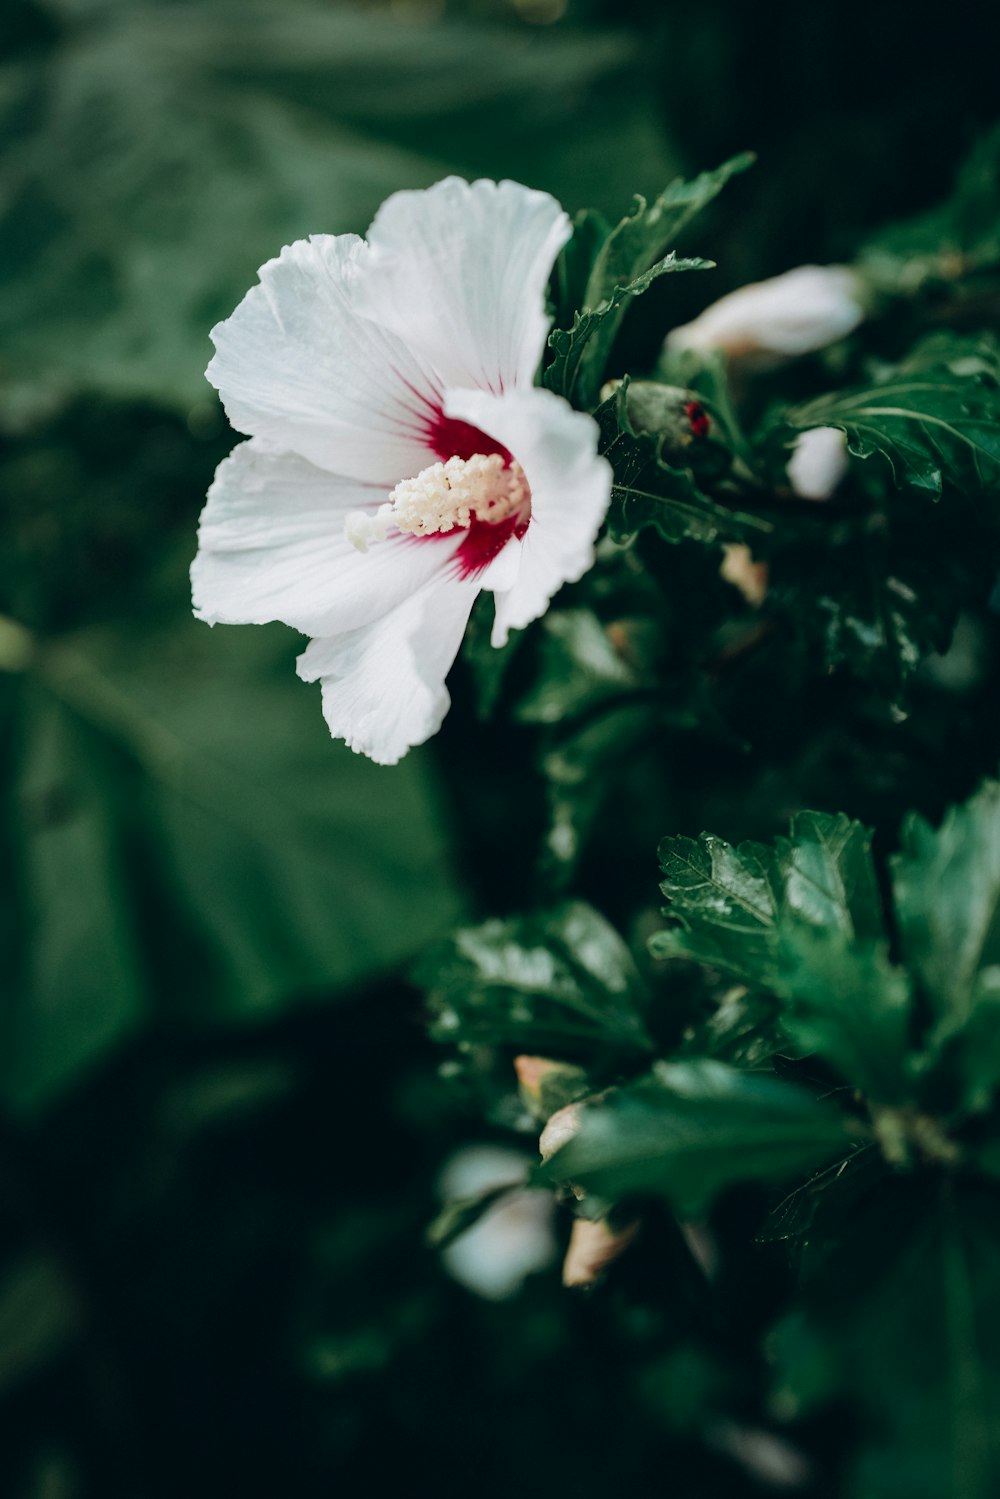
[[597, 382, 770, 546]]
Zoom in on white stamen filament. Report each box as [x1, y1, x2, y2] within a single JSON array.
[[345, 453, 528, 553]]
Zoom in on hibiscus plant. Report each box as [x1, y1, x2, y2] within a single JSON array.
[[188, 133, 1000, 1498], [4, 8, 1000, 1490]]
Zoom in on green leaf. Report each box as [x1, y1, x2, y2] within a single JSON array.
[[5, 688, 147, 1113], [0, 1255, 78, 1398], [58, 616, 464, 1008], [5, 606, 464, 1112], [542, 153, 752, 408], [652, 811, 884, 982], [420, 902, 652, 1058], [582, 154, 755, 312], [677, 986, 786, 1072], [927, 967, 1000, 1119], [651, 828, 782, 985], [776, 925, 913, 1105], [541, 1059, 858, 1216], [891, 781, 1000, 1116], [544, 253, 713, 407], [551, 207, 613, 332], [892, 778, 1000, 1032], [653, 813, 913, 1102], [781, 337, 1000, 500], [562, 153, 753, 404], [539, 699, 663, 882], [596, 385, 770, 546], [775, 809, 885, 938]]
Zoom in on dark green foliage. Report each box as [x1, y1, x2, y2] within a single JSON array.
[[893, 778, 1000, 1031], [652, 786, 1000, 1122], [3, 600, 464, 1115], [773, 1177, 1000, 1499], [861, 122, 1000, 291], [780, 336, 1000, 499], [892, 780, 1000, 1120], [6, 5, 1000, 1498]]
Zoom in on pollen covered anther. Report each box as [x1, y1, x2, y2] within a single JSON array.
[[345, 453, 529, 552]]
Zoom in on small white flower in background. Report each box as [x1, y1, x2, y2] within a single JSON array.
[[437, 1145, 557, 1302], [192, 177, 612, 765], [786, 425, 850, 500], [666, 264, 864, 359]]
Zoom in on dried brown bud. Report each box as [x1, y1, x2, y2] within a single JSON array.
[[720, 543, 769, 606]]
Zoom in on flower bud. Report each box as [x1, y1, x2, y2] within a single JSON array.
[[666, 265, 864, 359], [561, 1215, 640, 1288], [514, 1055, 588, 1121], [719, 543, 769, 606], [437, 1145, 557, 1301], [786, 426, 849, 500], [539, 1102, 583, 1161]]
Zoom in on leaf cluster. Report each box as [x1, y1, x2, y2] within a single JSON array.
[[425, 779, 1000, 1497]]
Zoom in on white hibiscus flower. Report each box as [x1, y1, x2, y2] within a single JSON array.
[[192, 177, 613, 765]]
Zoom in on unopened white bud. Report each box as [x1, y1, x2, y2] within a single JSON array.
[[539, 1102, 582, 1162], [437, 1145, 557, 1301], [786, 426, 850, 500], [666, 265, 864, 359]]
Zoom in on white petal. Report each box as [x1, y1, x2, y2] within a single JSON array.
[[666, 265, 864, 358], [441, 1191, 557, 1301], [786, 426, 849, 500], [444, 387, 612, 647], [438, 1145, 531, 1199], [207, 235, 439, 483], [191, 440, 459, 637], [297, 574, 480, 765], [359, 177, 571, 394]]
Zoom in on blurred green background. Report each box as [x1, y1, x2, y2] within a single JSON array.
[[1, 1, 998, 1494]]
